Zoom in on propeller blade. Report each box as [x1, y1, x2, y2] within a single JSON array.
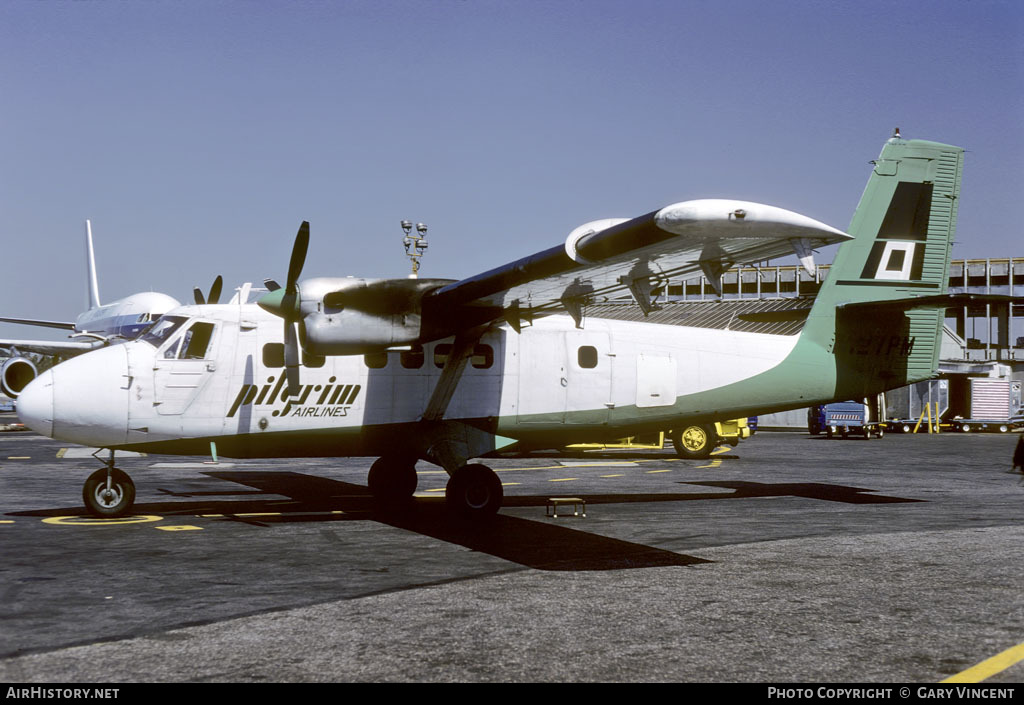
[[284, 321, 300, 396], [208, 276, 223, 305], [193, 287, 205, 305], [257, 221, 309, 321], [286, 221, 310, 295]]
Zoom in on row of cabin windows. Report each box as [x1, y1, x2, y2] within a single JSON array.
[[260, 343, 601, 371], [260, 343, 496, 370], [366, 343, 496, 370]]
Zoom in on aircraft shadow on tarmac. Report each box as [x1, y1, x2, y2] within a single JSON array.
[[13, 471, 923, 573]]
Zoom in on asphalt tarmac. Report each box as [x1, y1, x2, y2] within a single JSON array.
[[0, 420, 1022, 683]]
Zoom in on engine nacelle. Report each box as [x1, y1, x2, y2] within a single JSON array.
[[295, 276, 455, 355], [1, 357, 38, 399], [302, 310, 422, 355]]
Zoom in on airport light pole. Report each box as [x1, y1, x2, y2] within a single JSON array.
[[402, 220, 428, 278]]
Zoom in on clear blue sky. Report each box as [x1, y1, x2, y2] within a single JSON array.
[[1, 0, 1021, 339]]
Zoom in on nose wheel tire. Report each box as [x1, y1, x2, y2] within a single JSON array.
[[82, 468, 136, 518], [670, 424, 717, 459], [445, 464, 503, 519]]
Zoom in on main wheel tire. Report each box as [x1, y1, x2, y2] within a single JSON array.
[[445, 464, 503, 519], [367, 456, 418, 503], [82, 468, 135, 518], [671, 424, 717, 459]]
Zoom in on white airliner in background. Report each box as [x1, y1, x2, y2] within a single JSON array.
[[0, 220, 181, 398]]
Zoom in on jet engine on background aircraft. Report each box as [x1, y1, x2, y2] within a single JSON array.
[[1, 356, 37, 399]]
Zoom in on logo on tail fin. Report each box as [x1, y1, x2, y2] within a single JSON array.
[[859, 181, 933, 282]]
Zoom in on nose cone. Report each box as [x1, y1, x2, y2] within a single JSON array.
[[26, 346, 131, 447], [16, 369, 54, 437]]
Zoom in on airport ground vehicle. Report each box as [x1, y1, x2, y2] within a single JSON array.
[[566, 417, 753, 457], [949, 378, 1022, 433], [808, 399, 886, 439]]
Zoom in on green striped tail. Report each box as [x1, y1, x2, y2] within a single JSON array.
[[802, 136, 965, 397]]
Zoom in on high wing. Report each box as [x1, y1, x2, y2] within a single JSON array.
[[418, 199, 850, 338], [259, 201, 851, 359]]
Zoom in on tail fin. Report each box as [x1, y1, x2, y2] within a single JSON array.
[[85, 220, 102, 310], [803, 135, 965, 396]]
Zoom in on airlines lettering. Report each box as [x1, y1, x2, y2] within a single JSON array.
[[227, 375, 361, 418]]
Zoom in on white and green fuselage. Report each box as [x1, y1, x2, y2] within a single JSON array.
[[18, 137, 965, 467]]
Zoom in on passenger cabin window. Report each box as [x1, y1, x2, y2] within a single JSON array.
[[263, 343, 285, 368], [433, 344, 452, 369], [303, 351, 325, 368], [471, 344, 493, 369], [432, 343, 494, 369], [262, 343, 324, 368], [578, 345, 598, 369], [364, 352, 388, 369], [401, 347, 424, 369]]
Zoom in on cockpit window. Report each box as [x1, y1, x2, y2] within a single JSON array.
[[140, 316, 187, 347], [178, 322, 215, 359]]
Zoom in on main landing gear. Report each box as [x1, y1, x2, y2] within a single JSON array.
[[366, 457, 503, 519], [445, 463, 503, 519], [82, 451, 136, 518]]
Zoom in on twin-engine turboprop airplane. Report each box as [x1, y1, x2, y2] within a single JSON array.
[[0, 221, 181, 398], [18, 135, 973, 519]]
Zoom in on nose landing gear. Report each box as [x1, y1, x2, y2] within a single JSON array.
[[82, 451, 135, 518]]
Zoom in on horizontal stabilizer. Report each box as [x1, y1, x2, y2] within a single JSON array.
[[838, 293, 1024, 314]]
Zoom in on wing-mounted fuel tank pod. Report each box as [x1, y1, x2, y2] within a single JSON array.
[[298, 276, 456, 355]]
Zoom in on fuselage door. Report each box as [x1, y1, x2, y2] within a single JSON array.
[[153, 321, 219, 415], [564, 330, 612, 425], [516, 329, 567, 424]]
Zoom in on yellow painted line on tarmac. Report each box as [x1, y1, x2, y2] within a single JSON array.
[[42, 515, 164, 526], [646, 469, 672, 474], [500, 482, 521, 487], [0, 520, 14, 524], [550, 477, 578, 482], [711, 446, 731, 456], [696, 459, 723, 469], [156, 525, 203, 532], [423, 488, 446, 493], [941, 642, 1024, 683], [601, 474, 625, 478], [7, 456, 30, 460]]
